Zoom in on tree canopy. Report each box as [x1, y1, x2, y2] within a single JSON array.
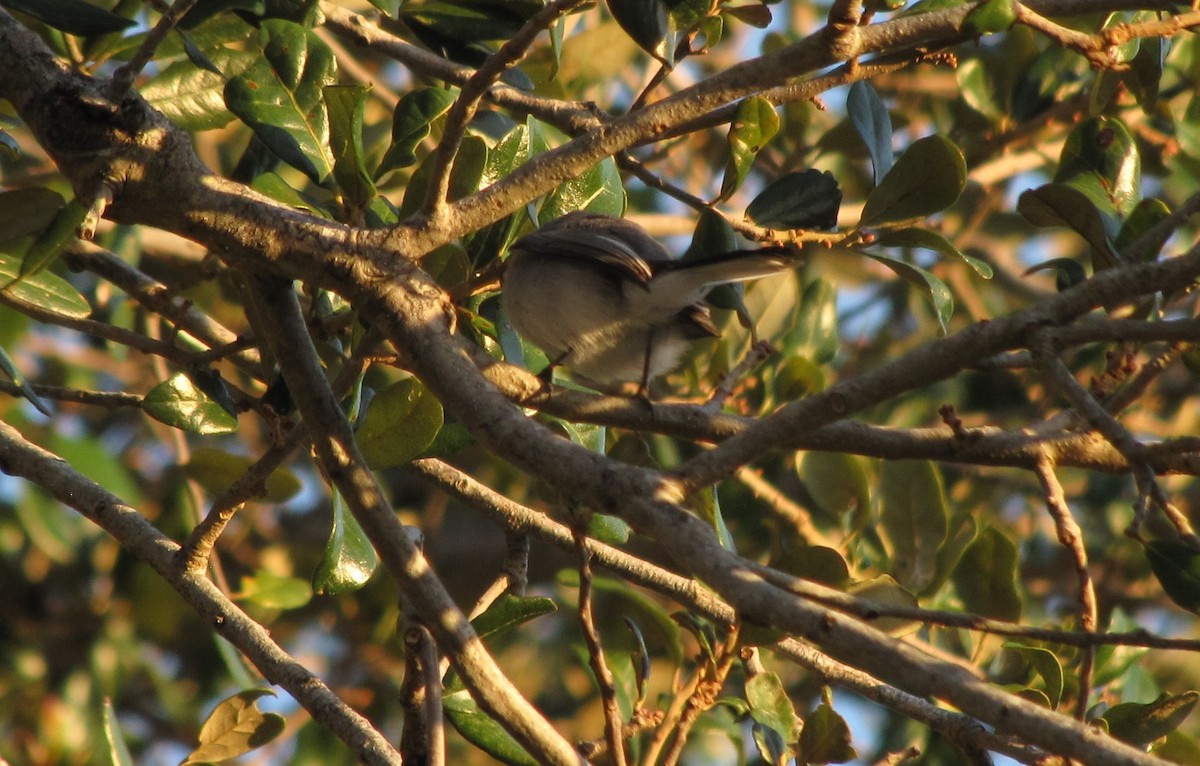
[[2, 1, 1200, 764]]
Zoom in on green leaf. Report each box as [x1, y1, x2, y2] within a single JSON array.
[[0, 0, 136, 36], [859, 135, 966, 227], [103, 698, 135, 766], [956, 57, 1004, 120], [399, 134, 489, 216], [774, 355, 826, 399], [745, 169, 842, 230], [587, 513, 632, 546], [1053, 116, 1140, 219], [377, 86, 458, 176], [879, 459, 949, 592], [1003, 643, 1064, 709], [324, 84, 376, 209], [874, 227, 993, 278], [1116, 197, 1171, 261], [1102, 692, 1199, 748], [1024, 257, 1087, 291], [143, 46, 258, 131], [16, 197, 87, 282], [1145, 539, 1200, 614], [606, 0, 676, 66], [224, 19, 337, 183], [788, 278, 839, 363], [0, 252, 90, 318], [356, 378, 444, 469], [847, 80, 893, 183], [313, 490, 378, 595], [182, 447, 302, 502], [963, 0, 1016, 36], [1017, 184, 1115, 267], [0, 187, 64, 246], [799, 699, 858, 764], [863, 251, 954, 333], [143, 372, 239, 435], [239, 570, 312, 609], [540, 123, 626, 218], [952, 525, 1022, 620], [692, 485, 735, 551], [800, 451, 869, 522], [250, 172, 332, 218], [745, 671, 799, 747], [720, 96, 780, 199], [848, 576, 921, 635], [444, 689, 539, 766], [772, 545, 851, 589], [0, 342, 52, 416], [183, 689, 286, 764], [471, 594, 558, 640]]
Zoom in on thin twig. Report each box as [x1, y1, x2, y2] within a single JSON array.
[[1033, 453, 1097, 719], [108, 0, 201, 99], [575, 527, 628, 766], [420, 0, 588, 217]]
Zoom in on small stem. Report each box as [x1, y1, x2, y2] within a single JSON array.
[[575, 527, 628, 766], [1033, 453, 1097, 719], [107, 0, 201, 99]]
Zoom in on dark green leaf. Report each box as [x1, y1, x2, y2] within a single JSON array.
[[184, 689, 285, 764], [224, 19, 337, 183], [799, 700, 857, 764], [325, 84, 376, 209], [1146, 539, 1200, 614], [952, 526, 1022, 620], [859, 135, 966, 227], [444, 689, 539, 766], [875, 227, 993, 278], [143, 43, 258, 131], [752, 722, 789, 765], [1003, 643, 1064, 709], [879, 459, 949, 592], [356, 378, 444, 469], [471, 594, 558, 639], [313, 491, 378, 595], [1116, 197, 1171, 262], [1023, 257, 1088, 291], [956, 57, 1004, 120], [772, 545, 851, 589], [864, 251, 954, 333], [143, 372, 239, 435], [1102, 692, 1199, 747], [624, 616, 651, 703], [607, 0, 676, 66], [377, 87, 458, 176], [0, 0, 135, 35], [745, 169, 841, 230], [18, 197, 87, 282], [720, 96, 780, 199], [0, 187, 64, 245], [847, 80, 893, 183], [1054, 116, 1140, 219], [399, 134, 489, 216], [800, 451, 869, 522]]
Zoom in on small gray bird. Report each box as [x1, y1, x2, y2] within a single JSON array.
[[500, 212, 796, 393]]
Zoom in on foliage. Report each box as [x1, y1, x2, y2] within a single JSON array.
[[2, 1, 1200, 765]]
